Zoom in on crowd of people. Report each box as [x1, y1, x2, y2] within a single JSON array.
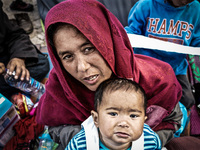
[[0, 0, 200, 149]]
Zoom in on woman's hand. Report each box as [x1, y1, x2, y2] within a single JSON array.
[[0, 62, 5, 75], [7, 58, 30, 81]]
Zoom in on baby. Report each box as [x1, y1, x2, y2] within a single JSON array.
[[66, 78, 161, 150]]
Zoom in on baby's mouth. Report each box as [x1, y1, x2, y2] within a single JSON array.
[[115, 132, 130, 138]]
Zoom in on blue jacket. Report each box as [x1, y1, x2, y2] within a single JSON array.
[[125, 0, 200, 75]]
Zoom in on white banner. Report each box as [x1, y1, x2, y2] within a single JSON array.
[[128, 34, 200, 55]]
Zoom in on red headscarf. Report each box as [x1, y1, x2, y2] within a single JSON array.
[[36, 0, 182, 131]]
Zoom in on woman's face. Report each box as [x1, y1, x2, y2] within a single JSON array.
[[53, 25, 112, 91]]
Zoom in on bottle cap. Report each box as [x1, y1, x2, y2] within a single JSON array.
[[39, 133, 53, 142]]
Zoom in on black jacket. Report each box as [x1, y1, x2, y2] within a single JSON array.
[[0, 0, 38, 62]]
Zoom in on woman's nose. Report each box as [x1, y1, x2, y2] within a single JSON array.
[[77, 57, 90, 72]]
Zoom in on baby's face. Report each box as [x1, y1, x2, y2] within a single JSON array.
[[92, 90, 147, 149]]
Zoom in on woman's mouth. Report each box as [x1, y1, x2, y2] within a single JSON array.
[[84, 75, 99, 84], [85, 75, 98, 81]]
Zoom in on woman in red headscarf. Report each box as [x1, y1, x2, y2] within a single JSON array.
[[36, 0, 182, 148]]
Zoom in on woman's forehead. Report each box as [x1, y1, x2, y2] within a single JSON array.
[[54, 24, 80, 37]]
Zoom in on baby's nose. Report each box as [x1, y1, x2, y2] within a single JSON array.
[[117, 121, 129, 128]]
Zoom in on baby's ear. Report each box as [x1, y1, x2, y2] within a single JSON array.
[[145, 116, 147, 121], [91, 110, 99, 127]]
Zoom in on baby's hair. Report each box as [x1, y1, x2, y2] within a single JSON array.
[[94, 78, 147, 114]]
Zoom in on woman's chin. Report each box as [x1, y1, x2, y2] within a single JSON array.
[[86, 85, 98, 91]]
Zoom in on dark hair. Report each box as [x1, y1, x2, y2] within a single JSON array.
[[94, 78, 147, 114], [47, 22, 80, 54]]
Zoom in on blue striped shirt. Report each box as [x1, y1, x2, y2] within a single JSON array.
[[66, 123, 162, 150]]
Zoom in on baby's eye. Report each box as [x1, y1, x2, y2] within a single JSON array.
[[108, 112, 118, 116], [130, 114, 138, 118]]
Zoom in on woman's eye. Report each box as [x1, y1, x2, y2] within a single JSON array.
[[63, 54, 72, 60], [84, 47, 95, 54], [108, 112, 118, 116]]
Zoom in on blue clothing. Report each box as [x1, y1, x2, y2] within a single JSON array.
[[99, 140, 131, 150], [65, 123, 162, 150], [125, 0, 200, 75]]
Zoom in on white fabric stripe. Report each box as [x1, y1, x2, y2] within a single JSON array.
[[82, 116, 99, 150], [128, 34, 200, 55]]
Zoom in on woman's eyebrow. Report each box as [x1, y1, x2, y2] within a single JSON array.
[[58, 50, 69, 56], [81, 40, 92, 47]]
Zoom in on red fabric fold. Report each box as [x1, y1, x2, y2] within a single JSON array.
[[3, 115, 44, 150]]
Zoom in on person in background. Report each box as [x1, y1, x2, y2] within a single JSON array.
[[96, 0, 138, 27], [36, 0, 138, 26], [36, 0, 63, 24], [0, 0, 49, 100], [36, 0, 182, 149], [66, 78, 162, 150], [10, 0, 33, 12], [125, 0, 200, 110]]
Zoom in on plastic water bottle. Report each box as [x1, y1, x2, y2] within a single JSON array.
[[4, 69, 45, 101], [38, 133, 54, 150], [38, 127, 54, 150]]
